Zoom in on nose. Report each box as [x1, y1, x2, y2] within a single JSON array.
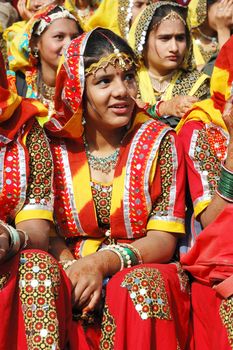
[[169, 38, 179, 53], [113, 77, 128, 98]]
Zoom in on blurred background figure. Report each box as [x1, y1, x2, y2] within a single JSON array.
[[6, 4, 83, 119], [188, 0, 233, 75], [86, 0, 155, 39]]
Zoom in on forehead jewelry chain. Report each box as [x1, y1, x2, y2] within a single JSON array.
[[83, 134, 120, 174]]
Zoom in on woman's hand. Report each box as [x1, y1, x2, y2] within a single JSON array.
[[214, 0, 233, 31], [0, 223, 10, 262], [159, 95, 198, 118], [65, 250, 121, 312], [17, 0, 34, 20], [65, 254, 106, 312]]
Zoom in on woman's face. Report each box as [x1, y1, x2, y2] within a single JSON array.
[[145, 17, 187, 76], [131, 0, 151, 23], [36, 18, 80, 71], [85, 62, 138, 131]]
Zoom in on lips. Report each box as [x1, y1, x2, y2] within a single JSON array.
[[109, 103, 130, 115], [166, 56, 179, 61]]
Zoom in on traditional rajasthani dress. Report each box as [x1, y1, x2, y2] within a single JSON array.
[[128, 2, 210, 128], [45, 31, 190, 350], [0, 54, 73, 350], [177, 35, 233, 350]]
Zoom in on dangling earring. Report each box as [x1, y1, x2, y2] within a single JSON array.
[[33, 47, 39, 58]]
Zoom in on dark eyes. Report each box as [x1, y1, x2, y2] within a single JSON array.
[[159, 35, 186, 42]]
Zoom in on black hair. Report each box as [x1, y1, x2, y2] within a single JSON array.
[[83, 28, 138, 71]]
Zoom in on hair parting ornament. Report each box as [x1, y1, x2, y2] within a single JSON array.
[[85, 31, 137, 77], [153, 10, 186, 29]]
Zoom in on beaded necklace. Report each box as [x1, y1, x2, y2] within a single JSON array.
[[83, 135, 120, 174]]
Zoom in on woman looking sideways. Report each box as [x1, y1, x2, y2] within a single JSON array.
[[46, 27, 190, 349]]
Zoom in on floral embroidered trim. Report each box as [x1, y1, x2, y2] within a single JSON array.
[[121, 267, 172, 320], [100, 303, 116, 350], [19, 252, 60, 349], [219, 297, 233, 349]]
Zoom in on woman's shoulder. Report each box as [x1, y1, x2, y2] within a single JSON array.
[[172, 68, 210, 98]]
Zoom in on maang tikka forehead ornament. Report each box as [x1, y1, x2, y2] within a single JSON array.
[[85, 31, 137, 77]]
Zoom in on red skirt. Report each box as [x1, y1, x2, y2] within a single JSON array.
[[191, 281, 232, 350], [71, 263, 191, 350], [0, 249, 73, 350]]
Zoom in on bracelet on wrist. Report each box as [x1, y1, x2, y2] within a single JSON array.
[[0, 220, 21, 259], [59, 259, 76, 270], [17, 229, 29, 250], [217, 162, 233, 201]]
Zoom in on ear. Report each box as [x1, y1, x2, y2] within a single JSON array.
[[30, 35, 40, 54]]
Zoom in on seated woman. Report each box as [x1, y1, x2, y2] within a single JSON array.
[[86, 0, 154, 39], [6, 4, 83, 119], [188, 0, 233, 75], [45, 27, 190, 349], [177, 34, 233, 349], [128, 1, 210, 128], [0, 51, 73, 349]]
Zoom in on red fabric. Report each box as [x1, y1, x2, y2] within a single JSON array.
[[0, 250, 74, 350], [181, 205, 233, 294], [191, 282, 231, 350], [104, 264, 190, 350]]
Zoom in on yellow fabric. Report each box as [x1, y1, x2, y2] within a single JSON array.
[[15, 208, 53, 224], [147, 219, 185, 235], [187, 0, 207, 29], [176, 64, 230, 133], [192, 37, 206, 68], [81, 237, 106, 256], [85, 0, 121, 34]]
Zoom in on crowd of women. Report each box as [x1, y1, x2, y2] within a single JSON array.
[[0, 0, 233, 349]]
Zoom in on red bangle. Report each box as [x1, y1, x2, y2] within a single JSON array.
[[155, 100, 164, 117], [142, 102, 150, 111]]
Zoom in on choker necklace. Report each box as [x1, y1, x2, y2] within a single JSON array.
[[83, 135, 120, 174]]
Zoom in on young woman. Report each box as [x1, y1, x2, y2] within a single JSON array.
[[177, 34, 233, 349], [128, 1, 210, 128], [7, 4, 82, 118], [188, 0, 233, 74], [45, 27, 190, 349]]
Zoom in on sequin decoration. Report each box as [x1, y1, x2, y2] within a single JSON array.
[[100, 303, 116, 350], [219, 297, 233, 349], [24, 121, 53, 210], [194, 127, 224, 196], [121, 267, 172, 320], [150, 134, 173, 218], [19, 252, 61, 350], [206, 125, 228, 162], [91, 181, 112, 229], [0, 272, 10, 290]]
